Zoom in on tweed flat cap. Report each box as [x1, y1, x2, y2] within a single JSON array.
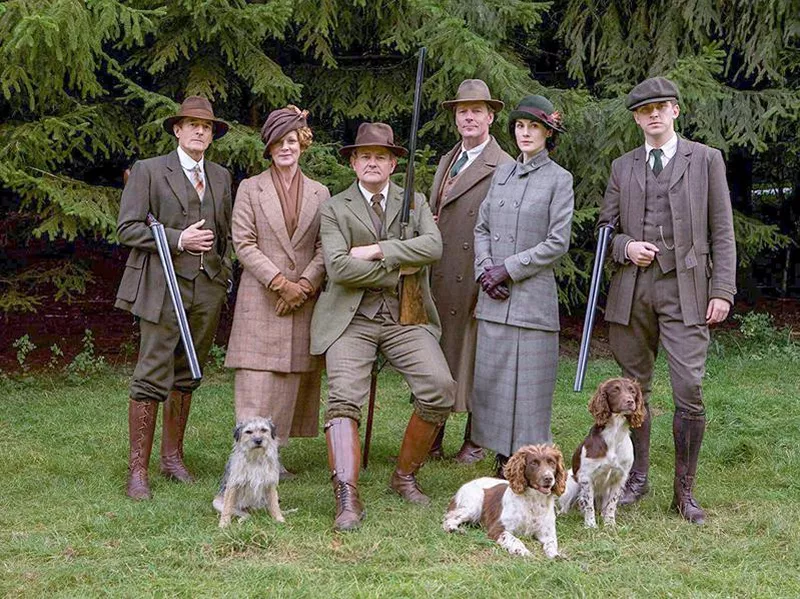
[[625, 77, 680, 111]]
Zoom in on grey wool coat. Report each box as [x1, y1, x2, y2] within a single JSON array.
[[598, 137, 737, 326], [474, 150, 574, 330], [225, 169, 329, 372], [430, 137, 513, 411]]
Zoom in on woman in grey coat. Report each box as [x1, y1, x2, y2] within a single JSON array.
[[471, 95, 574, 475]]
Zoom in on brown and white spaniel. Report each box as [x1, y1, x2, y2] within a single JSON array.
[[443, 444, 566, 558], [559, 378, 645, 527]]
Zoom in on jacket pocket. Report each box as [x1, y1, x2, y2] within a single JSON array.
[[117, 254, 146, 303]]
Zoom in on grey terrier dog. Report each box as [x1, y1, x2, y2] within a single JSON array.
[[213, 417, 284, 528]]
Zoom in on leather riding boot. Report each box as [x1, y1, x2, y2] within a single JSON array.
[[127, 398, 157, 500], [390, 413, 442, 505], [620, 404, 651, 505], [160, 390, 194, 482], [325, 417, 365, 531], [428, 422, 446, 460], [453, 414, 485, 464], [671, 411, 707, 525]]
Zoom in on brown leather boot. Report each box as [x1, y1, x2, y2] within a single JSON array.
[[620, 404, 651, 505], [325, 417, 365, 531], [428, 422, 445, 460], [390, 413, 442, 505], [160, 390, 194, 482], [127, 398, 157, 500], [453, 414, 485, 464], [671, 411, 707, 525]]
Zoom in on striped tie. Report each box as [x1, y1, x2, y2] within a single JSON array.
[[191, 165, 205, 200]]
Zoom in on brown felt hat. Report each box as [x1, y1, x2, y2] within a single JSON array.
[[625, 77, 680, 111], [163, 96, 229, 139], [339, 122, 408, 157], [261, 106, 309, 158], [441, 79, 504, 112]]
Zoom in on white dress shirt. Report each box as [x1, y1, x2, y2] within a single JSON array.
[[358, 181, 390, 213], [453, 136, 491, 174], [645, 133, 678, 169]]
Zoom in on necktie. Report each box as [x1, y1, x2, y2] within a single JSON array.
[[191, 165, 205, 200], [449, 151, 468, 178], [650, 148, 664, 176], [370, 194, 384, 237]]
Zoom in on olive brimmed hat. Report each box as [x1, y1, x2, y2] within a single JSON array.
[[507, 95, 565, 133], [339, 122, 408, 157], [441, 79, 504, 112], [625, 77, 680, 111], [162, 96, 229, 139]]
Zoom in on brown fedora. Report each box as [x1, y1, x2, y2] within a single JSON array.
[[441, 79, 504, 112], [162, 96, 229, 139], [339, 122, 408, 157]]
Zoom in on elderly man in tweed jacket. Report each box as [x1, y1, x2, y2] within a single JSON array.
[[598, 77, 736, 524]]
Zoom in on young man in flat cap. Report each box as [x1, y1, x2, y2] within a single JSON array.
[[598, 77, 736, 524], [427, 79, 513, 464], [116, 96, 233, 500], [310, 122, 456, 531]]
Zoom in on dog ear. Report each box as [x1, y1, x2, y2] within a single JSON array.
[[268, 419, 277, 440], [233, 423, 244, 442], [628, 379, 646, 428], [551, 446, 567, 496], [588, 382, 611, 426], [504, 450, 528, 495]]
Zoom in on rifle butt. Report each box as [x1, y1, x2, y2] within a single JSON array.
[[399, 272, 429, 326]]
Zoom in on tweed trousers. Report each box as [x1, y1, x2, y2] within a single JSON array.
[[324, 311, 456, 425], [608, 266, 709, 415], [130, 273, 226, 402]]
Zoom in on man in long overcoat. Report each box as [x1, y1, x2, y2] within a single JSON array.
[[310, 122, 455, 532], [598, 77, 736, 524], [428, 79, 513, 463], [116, 96, 233, 500]]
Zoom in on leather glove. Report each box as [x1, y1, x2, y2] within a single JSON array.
[[275, 297, 292, 317], [297, 278, 315, 297], [269, 273, 307, 309], [481, 264, 510, 292], [486, 281, 510, 301]]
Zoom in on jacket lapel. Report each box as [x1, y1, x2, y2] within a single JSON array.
[[164, 150, 189, 213], [291, 173, 318, 245], [629, 146, 647, 239], [256, 169, 295, 258], [430, 145, 457, 208], [439, 139, 503, 210], [668, 137, 692, 190], [384, 182, 403, 234], [343, 181, 379, 241]]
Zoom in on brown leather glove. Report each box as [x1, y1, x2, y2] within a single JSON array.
[[297, 278, 315, 297], [269, 273, 307, 309], [275, 297, 292, 317]]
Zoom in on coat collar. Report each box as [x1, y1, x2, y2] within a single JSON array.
[[438, 136, 506, 210], [164, 150, 189, 212], [632, 135, 693, 192], [342, 180, 380, 240], [514, 148, 551, 176]]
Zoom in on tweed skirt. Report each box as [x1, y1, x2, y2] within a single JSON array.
[[234, 368, 322, 444], [471, 320, 558, 456]]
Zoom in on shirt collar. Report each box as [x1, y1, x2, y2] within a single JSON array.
[[460, 136, 490, 159], [645, 133, 678, 160], [358, 180, 390, 205], [177, 146, 205, 172]]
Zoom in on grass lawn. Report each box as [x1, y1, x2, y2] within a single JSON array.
[[2, 352, 799, 598]]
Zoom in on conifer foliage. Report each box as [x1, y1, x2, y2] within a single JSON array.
[[1, 0, 798, 313]]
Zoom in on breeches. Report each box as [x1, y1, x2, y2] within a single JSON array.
[[130, 273, 226, 402], [324, 312, 455, 425], [609, 267, 709, 415]]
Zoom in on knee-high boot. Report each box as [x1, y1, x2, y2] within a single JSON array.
[[127, 398, 157, 500], [390, 413, 442, 505], [453, 413, 485, 464], [160, 390, 194, 482], [671, 411, 707, 524], [325, 417, 365, 531], [620, 404, 651, 505]]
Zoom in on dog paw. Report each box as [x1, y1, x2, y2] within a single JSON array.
[[219, 517, 231, 529], [511, 547, 532, 557], [603, 518, 617, 528], [584, 520, 598, 529]]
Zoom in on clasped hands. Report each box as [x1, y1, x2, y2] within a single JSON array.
[[479, 264, 510, 300], [270, 274, 314, 317]]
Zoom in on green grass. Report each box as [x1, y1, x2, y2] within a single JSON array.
[[2, 353, 799, 598]]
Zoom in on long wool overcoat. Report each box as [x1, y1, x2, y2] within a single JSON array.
[[429, 137, 513, 411]]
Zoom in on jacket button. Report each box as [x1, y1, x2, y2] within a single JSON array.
[[182, 210, 187, 216], [499, 200, 505, 206], [508, 235, 514, 242], [462, 242, 470, 250], [493, 234, 500, 241], [288, 262, 295, 270], [456, 275, 463, 282], [468, 210, 475, 216], [513, 202, 520, 208], [349, 306, 355, 312], [450, 309, 457, 315]]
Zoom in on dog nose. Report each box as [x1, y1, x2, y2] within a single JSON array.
[[253, 437, 262, 445], [542, 474, 554, 484]]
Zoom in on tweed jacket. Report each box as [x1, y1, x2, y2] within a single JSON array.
[[310, 180, 443, 355], [225, 169, 329, 372], [115, 150, 233, 324], [430, 137, 513, 363], [599, 137, 737, 326], [474, 151, 574, 331]]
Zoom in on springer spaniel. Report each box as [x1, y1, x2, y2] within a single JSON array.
[[443, 444, 566, 558], [559, 378, 645, 528]]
